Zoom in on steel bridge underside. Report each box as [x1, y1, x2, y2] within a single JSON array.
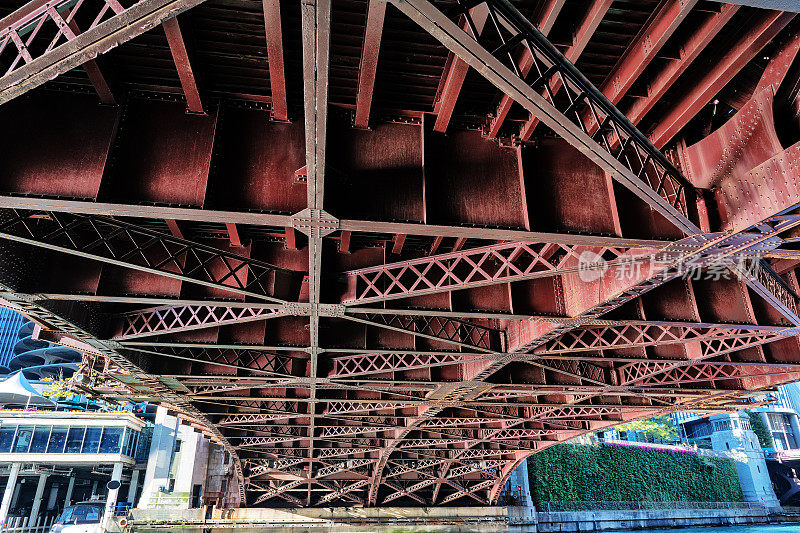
[[2, 0, 800, 508]]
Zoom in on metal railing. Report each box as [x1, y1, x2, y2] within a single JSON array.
[[539, 501, 763, 512], [0, 514, 57, 533]]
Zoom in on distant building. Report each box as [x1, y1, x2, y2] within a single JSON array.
[[0, 409, 149, 529], [10, 320, 81, 381], [675, 412, 779, 507], [0, 309, 24, 370], [138, 406, 238, 510]]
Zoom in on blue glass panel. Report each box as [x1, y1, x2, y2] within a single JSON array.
[[30, 426, 50, 453], [82, 427, 101, 453], [48, 427, 67, 453], [0, 427, 15, 453], [121, 428, 131, 456], [12, 426, 33, 453], [99, 427, 123, 453], [65, 427, 85, 453]]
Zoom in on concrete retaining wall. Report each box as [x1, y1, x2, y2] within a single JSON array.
[[128, 504, 797, 532], [530, 507, 777, 532]]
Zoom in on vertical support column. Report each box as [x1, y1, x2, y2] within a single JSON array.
[[506, 459, 533, 507], [29, 473, 49, 526], [0, 463, 20, 526], [140, 407, 180, 508], [64, 476, 76, 507], [127, 470, 140, 507], [10, 482, 21, 509], [102, 463, 124, 530]]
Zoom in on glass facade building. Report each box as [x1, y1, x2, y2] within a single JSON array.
[[0, 424, 141, 456], [0, 308, 24, 369]]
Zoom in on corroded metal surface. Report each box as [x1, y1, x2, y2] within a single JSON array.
[[0, 0, 800, 509]]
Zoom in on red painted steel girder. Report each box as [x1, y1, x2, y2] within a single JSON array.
[[432, 4, 489, 133], [649, 10, 795, 149], [535, 323, 794, 355], [0, 0, 207, 104], [599, 0, 697, 107], [486, 0, 565, 138], [341, 240, 644, 304], [518, 0, 613, 140], [627, 361, 800, 388], [262, 0, 287, 121], [123, 346, 297, 375], [114, 304, 284, 339], [353, 0, 386, 128], [162, 16, 203, 113], [0, 210, 305, 302], [343, 312, 502, 352], [625, 3, 740, 126]]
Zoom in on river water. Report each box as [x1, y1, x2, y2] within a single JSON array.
[[641, 526, 799, 533]]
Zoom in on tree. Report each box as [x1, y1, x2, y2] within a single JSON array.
[[40, 378, 72, 399], [744, 410, 773, 449], [613, 415, 679, 442]]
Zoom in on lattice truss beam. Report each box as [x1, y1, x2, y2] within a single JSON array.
[[0, 0, 208, 104], [2, 0, 800, 509]]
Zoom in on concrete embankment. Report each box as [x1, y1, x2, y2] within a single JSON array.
[[126, 505, 800, 532], [525, 506, 786, 532]]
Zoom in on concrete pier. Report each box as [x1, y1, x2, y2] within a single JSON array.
[[124, 503, 800, 533]]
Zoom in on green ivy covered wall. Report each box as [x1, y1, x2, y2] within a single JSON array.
[[527, 444, 744, 504]]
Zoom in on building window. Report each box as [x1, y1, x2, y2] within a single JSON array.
[[12, 426, 33, 453], [0, 427, 15, 453], [48, 427, 67, 453], [82, 427, 102, 453], [30, 426, 50, 453], [99, 427, 123, 454], [65, 427, 85, 453], [174, 440, 182, 453]]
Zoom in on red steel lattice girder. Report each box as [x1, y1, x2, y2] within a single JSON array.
[[115, 304, 284, 339]]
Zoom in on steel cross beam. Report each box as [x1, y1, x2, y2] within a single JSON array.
[[0, 0, 208, 104], [0, 288, 248, 504], [342, 240, 644, 304], [113, 304, 285, 339], [123, 346, 297, 375], [627, 362, 800, 388], [535, 323, 794, 355], [342, 312, 502, 352], [328, 322, 796, 378], [388, 0, 698, 230], [299, 0, 332, 504], [0, 209, 304, 302]]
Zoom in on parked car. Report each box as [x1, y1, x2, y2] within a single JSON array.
[[48, 502, 104, 533]]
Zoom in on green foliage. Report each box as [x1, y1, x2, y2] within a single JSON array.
[[527, 443, 743, 504], [745, 410, 773, 449], [40, 378, 72, 399], [612, 415, 679, 442]]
